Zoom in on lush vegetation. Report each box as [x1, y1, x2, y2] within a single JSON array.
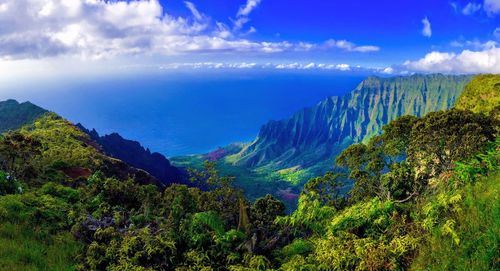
[[0, 75, 498, 270], [174, 74, 475, 206], [0, 99, 47, 134], [455, 74, 500, 116]]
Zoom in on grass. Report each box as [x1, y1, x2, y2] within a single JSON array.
[[0, 222, 82, 271], [411, 171, 500, 270]]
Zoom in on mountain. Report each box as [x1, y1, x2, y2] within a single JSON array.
[[77, 125, 186, 186], [230, 74, 473, 176], [0, 99, 48, 133], [1, 76, 497, 271], [0, 99, 184, 187]]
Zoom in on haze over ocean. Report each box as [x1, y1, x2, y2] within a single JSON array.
[[0, 70, 364, 157]]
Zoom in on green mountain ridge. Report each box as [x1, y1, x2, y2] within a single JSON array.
[[0, 99, 48, 133], [231, 74, 473, 176]]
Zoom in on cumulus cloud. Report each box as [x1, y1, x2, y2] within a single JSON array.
[[462, 2, 482, 15], [0, 0, 379, 60], [484, 0, 500, 16], [421, 17, 432, 38], [403, 46, 500, 73]]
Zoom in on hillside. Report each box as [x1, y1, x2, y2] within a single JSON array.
[[230, 74, 472, 177], [0, 99, 184, 187], [0, 99, 47, 133], [455, 74, 500, 115], [0, 81, 497, 269], [0, 74, 498, 270]]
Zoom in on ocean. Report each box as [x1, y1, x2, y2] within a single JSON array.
[[0, 70, 366, 157]]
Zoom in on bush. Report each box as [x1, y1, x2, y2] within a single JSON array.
[[0, 170, 22, 195]]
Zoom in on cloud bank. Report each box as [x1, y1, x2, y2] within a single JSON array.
[[0, 0, 379, 61], [403, 46, 500, 73]]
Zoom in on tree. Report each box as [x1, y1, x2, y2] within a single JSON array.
[[303, 172, 346, 210], [189, 161, 242, 229], [379, 115, 418, 158], [0, 131, 42, 181], [408, 109, 497, 179], [336, 115, 425, 203], [0, 170, 22, 195], [249, 195, 286, 252], [335, 142, 386, 202]]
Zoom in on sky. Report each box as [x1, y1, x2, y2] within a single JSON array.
[[0, 0, 499, 80]]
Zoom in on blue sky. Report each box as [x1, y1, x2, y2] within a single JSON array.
[[164, 0, 498, 60], [0, 0, 498, 78], [159, 0, 500, 67]]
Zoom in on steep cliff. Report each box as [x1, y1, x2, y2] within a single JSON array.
[[233, 74, 472, 172], [77, 125, 186, 186]]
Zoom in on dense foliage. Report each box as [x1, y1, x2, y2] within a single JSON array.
[[0, 75, 498, 270], [455, 74, 500, 116]]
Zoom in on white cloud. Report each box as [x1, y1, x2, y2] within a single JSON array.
[[302, 62, 316, 69], [324, 39, 380, 52], [214, 22, 232, 39], [421, 17, 432, 38], [0, 0, 380, 60], [272, 62, 354, 71], [233, 0, 261, 32], [403, 46, 500, 73], [184, 1, 204, 21], [449, 39, 497, 49], [484, 0, 500, 16], [382, 67, 394, 74], [462, 2, 482, 15], [237, 0, 261, 17], [335, 64, 351, 71]]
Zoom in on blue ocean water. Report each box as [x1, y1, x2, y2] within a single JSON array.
[[0, 70, 365, 157]]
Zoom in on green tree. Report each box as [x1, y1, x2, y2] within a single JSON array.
[[189, 161, 242, 229], [0, 131, 42, 181], [303, 172, 346, 209], [408, 109, 497, 179]]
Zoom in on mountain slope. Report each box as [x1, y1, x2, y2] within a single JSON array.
[[455, 74, 500, 115], [0, 99, 183, 187], [77, 125, 186, 186], [232, 74, 472, 174], [0, 99, 47, 133]]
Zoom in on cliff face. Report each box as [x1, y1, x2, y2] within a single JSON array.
[[234, 74, 472, 170], [77, 125, 185, 186]]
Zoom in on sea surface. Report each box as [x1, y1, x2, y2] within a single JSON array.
[[0, 70, 365, 157]]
